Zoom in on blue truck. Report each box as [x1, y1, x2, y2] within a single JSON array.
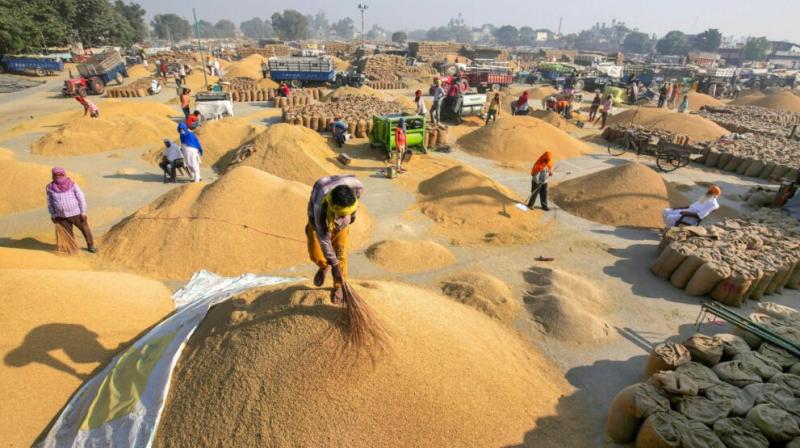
[[63, 51, 128, 96], [268, 55, 335, 87], [0, 56, 64, 76]]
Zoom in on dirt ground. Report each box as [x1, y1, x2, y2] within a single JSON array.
[[1, 73, 799, 447]]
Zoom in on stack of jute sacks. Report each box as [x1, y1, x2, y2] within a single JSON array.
[[699, 106, 800, 137], [424, 123, 449, 149], [697, 134, 800, 180], [653, 210, 800, 306], [608, 302, 800, 447], [281, 94, 402, 138], [238, 45, 292, 58], [106, 78, 152, 98], [408, 41, 463, 61], [150, 51, 196, 63], [366, 80, 405, 90], [231, 87, 325, 103]]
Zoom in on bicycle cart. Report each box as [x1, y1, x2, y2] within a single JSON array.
[[606, 126, 701, 173]]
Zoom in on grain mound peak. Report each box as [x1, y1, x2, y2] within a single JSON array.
[[731, 90, 800, 112], [606, 107, 728, 142], [440, 271, 521, 322], [0, 160, 85, 215], [365, 239, 455, 273]]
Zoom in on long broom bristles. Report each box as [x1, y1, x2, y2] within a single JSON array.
[[55, 224, 79, 255], [341, 281, 390, 350]]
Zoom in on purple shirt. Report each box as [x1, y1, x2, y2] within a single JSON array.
[[307, 175, 364, 266], [47, 184, 87, 218]]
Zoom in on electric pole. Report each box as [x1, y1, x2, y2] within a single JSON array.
[[358, 3, 368, 49], [193, 8, 209, 90]]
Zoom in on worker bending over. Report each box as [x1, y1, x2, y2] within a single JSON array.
[[306, 175, 364, 303], [75, 96, 99, 118], [662, 186, 721, 228], [177, 123, 203, 182], [332, 117, 348, 148], [527, 151, 553, 211]]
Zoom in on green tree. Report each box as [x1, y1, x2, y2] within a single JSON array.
[[270, 10, 309, 40], [331, 17, 354, 39], [519, 26, 535, 45], [493, 25, 519, 46], [114, 1, 147, 42], [623, 31, 652, 54], [695, 28, 722, 52], [240, 17, 272, 39], [309, 11, 329, 39], [656, 30, 689, 55], [196, 20, 217, 38], [743, 36, 771, 61], [214, 19, 236, 38], [152, 13, 190, 41], [391, 31, 407, 44], [0, 0, 71, 53]]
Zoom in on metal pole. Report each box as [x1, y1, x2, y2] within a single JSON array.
[[193, 8, 209, 90]]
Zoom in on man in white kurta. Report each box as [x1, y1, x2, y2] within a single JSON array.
[[663, 186, 721, 228]]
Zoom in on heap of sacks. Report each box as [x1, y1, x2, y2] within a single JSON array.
[[698, 105, 800, 137], [698, 133, 800, 179], [653, 210, 800, 306], [608, 302, 800, 447]]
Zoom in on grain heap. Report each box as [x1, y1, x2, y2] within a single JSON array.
[[0, 268, 172, 448], [608, 303, 800, 447], [282, 94, 403, 138], [698, 105, 800, 137], [607, 108, 729, 142], [0, 159, 84, 215], [31, 101, 178, 156], [125, 64, 151, 78], [527, 86, 559, 99], [98, 166, 370, 279], [106, 77, 155, 98], [222, 124, 339, 184], [153, 280, 576, 447], [531, 110, 581, 131], [417, 164, 550, 245], [552, 163, 671, 229], [365, 240, 455, 273], [222, 54, 264, 79], [732, 90, 800, 112], [654, 209, 800, 305], [683, 91, 725, 111], [523, 266, 612, 343], [457, 115, 593, 163], [699, 134, 800, 178], [361, 54, 436, 88], [439, 271, 520, 322]]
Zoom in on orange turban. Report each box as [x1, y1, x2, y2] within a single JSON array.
[[531, 151, 553, 176], [707, 185, 721, 196]]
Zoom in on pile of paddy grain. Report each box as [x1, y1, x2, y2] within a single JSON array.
[[0, 160, 84, 215], [606, 108, 728, 142], [439, 271, 521, 322], [523, 266, 612, 343], [125, 64, 151, 78], [527, 86, 558, 99], [365, 240, 455, 273], [0, 148, 14, 160], [0, 267, 172, 448], [457, 115, 593, 163], [144, 117, 262, 169], [417, 164, 550, 245], [684, 91, 725, 111], [731, 90, 800, 112], [331, 56, 351, 71], [0, 247, 91, 270], [153, 280, 578, 448], [223, 54, 265, 79], [222, 123, 339, 184], [530, 110, 580, 131], [32, 102, 179, 156], [322, 85, 416, 110], [98, 166, 371, 280], [552, 162, 670, 229]]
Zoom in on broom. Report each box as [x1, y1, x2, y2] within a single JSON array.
[[341, 281, 390, 350], [55, 224, 79, 255]]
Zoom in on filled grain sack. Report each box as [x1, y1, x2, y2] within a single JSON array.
[[711, 273, 753, 307], [636, 411, 725, 448], [705, 381, 756, 416], [789, 438, 800, 448], [647, 371, 699, 397], [713, 360, 763, 387], [676, 362, 721, 392], [735, 352, 782, 381], [792, 363, 800, 375], [675, 395, 732, 425], [758, 343, 800, 369], [652, 243, 690, 280], [645, 342, 691, 377], [712, 417, 769, 448], [770, 374, 800, 397], [715, 333, 752, 359], [670, 254, 705, 289], [607, 383, 671, 443], [733, 313, 774, 349], [746, 403, 800, 443], [747, 383, 800, 416], [685, 262, 730, 296], [684, 334, 723, 366]]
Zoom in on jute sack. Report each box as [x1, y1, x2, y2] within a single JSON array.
[[685, 262, 730, 296], [647, 371, 698, 398], [706, 381, 756, 416], [756, 302, 800, 322], [745, 160, 766, 178], [713, 417, 769, 448], [651, 242, 690, 280], [711, 273, 753, 307], [736, 157, 755, 175], [715, 333, 752, 359], [645, 342, 691, 377], [786, 264, 800, 289], [770, 374, 800, 397], [713, 360, 763, 387], [746, 403, 800, 443], [636, 411, 726, 448], [758, 343, 800, 369], [607, 383, 671, 443], [675, 362, 721, 392], [791, 363, 800, 376], [733, 313, 773, 349], [788, 438, 800, 448], [684, 334, 723, 366], [717, 153, 733, 169], [747, 383, 799, 414], [677, 417, 727, 448], [735, 352, 782, 381], [722, 154, 742, 172], [675, 395, 732, 425], [670, 254, 705, 289], [705, 150, 722, 167]]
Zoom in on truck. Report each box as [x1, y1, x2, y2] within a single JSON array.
[[194, 91, 234, 120], [464, 61, 513, 93], [62, 50, 128, 96], [268, 55, 335, 87], [0, 56, 64, 76]]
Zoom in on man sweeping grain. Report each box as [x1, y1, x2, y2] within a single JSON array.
[[306, 175, 363, 304], [46, 167, 96, 253], [662, 185, 721, 228], [527, 152, 553, 211]]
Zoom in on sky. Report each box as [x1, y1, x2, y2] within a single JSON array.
[[137, 0, 800, 43]]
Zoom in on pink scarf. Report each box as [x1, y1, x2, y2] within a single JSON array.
[[48, 167, 75, 193]]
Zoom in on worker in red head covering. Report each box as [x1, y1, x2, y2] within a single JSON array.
[[527, 151, 553, 210], [515, 91, 529, 115]]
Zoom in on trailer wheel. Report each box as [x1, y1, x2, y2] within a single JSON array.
[[90, 78, 104, 94], [35, 68, 46, 77], [290, 79, 302, 88]]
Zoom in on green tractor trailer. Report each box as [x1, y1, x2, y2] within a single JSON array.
[[370, 113, 427, 153]]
